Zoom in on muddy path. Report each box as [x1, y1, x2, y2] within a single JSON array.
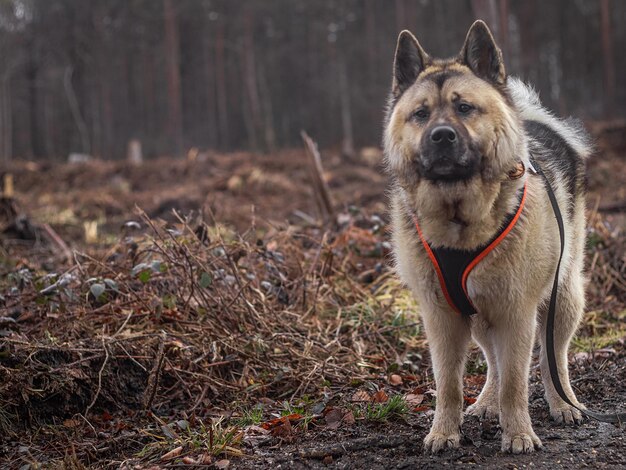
[[235, 352, 626, 470]]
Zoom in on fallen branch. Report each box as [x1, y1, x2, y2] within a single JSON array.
[[42, 223, 73, 261], [300, 130, 335, 225], [85, 337, 110, 416], [143, 333, 167, 410]]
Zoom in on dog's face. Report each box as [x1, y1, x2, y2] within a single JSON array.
[[384, 21, 523, 193]]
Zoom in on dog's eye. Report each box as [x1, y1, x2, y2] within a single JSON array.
[[457, 103, 474, 114], [412, 109, 430, 120]]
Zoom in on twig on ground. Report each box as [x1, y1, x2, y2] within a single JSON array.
[[85, 336, 110, 415], [143, 333, 167, 410], [42, 223, 73, 261], [301, 130, 335, 225]]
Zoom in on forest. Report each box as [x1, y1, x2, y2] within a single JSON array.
[[0, 1, 625, 468], [0, 0, 623, 160]]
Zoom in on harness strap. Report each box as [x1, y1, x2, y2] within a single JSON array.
[[412, 182, 527, 316], [532, 157, 626, 426]]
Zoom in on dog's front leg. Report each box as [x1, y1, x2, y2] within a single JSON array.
[[493, 309, 543, 453], [422, 307, 471, 453]]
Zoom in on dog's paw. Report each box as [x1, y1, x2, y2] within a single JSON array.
[[423, 431, 461, 453], [466, 400, 499, 420], [501, 431, 542, 454], [550, 405, 583, 425]]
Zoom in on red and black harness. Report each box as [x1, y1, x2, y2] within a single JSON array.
[[412, 182, 527, 316], [409, 157, 625, 425]]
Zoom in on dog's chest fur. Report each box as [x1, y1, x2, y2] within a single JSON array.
[[389, 176, 564, 322]]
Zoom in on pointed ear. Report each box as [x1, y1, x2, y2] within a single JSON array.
[[393, 30, 430, 97], [459, 20, 506, 84]]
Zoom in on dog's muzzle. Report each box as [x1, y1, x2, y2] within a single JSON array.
[[418, 125, 480, 182]]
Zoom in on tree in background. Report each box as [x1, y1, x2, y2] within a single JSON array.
[[0, 0, 622, 161]]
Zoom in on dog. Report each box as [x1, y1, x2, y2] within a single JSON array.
[[384, 20, 591, 454]]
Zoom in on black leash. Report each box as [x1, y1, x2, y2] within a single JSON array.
[[531, 156, 626, 426]]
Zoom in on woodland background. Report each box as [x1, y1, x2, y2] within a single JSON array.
[[0, 0, 623, 161], [1, 1, 625, 467]]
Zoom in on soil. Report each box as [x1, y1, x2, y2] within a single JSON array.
[[0, 144, 624, 469], [234, 355, 626, 470]]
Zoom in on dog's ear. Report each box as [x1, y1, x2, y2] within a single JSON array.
[[460, 20, 506, 85], [393, 30, 429, 97]]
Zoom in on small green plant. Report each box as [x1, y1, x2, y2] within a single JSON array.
[[466, 356, 488, 375], [348, 404, 363, 419], [234, 405, 264, 427], [136, 416, 243, 462], [278, 400, 317, 429], [184, 417, 242, 455], [280, 400, 306, 416], [364, 395, 409, 421]]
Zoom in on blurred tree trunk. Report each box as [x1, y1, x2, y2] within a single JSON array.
[[215, 19, 229, 149], [0, 75, 11, 161], [470, 0, 500, 38], [101, 75, 113, 159], [163, 0, 183, 155], [365, 0, 376, 82], [498, 0, 509, 56], [203, 21, 218, 148], [258, 62, 276, 153], [64, 67, 90, 154], [395, 0, 406, 31], [517, 0, 537, 82], [26, 36, 39, 159], [600, 0, 615, 117], [142, 45, 156, 155], [338, 53, 354, 158], [243, 8, 262, 151], [0, 0, 624, 158], [43, 81, 54, 158]]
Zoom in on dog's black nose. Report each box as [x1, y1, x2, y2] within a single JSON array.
[[430, 126, 457, 144]]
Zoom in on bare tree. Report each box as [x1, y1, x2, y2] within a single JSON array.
[[600, 0, 615, 117], [0, 0, 621, 161], [163, 0, 183, 155]]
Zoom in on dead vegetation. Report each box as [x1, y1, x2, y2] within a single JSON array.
[[0, 147, 624, 468]]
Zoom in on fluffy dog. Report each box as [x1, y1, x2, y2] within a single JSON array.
[[384, 20, 591, 454]]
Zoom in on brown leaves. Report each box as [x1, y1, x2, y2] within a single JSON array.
[[352, 387, 431, 413], [260, 413, 302, 441], [372, 390, 389, 403], [351, 390, 371, 402], [324, 407, 355, 429], [352, 389, 389, 404], [404, 393, 424, 407], [463, 396, 477, 405], [324, 408, 343, 429], [271, 418, 295, 440], [260, 413, 303, 431]]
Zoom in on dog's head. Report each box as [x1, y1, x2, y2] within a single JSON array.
[[384, 21, 525, 192]]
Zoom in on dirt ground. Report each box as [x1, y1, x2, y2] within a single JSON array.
[[0, 139, 625, 469], [233, 354, 626, 470]]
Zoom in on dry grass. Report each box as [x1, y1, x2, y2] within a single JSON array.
[[0, 151, 624, 467]]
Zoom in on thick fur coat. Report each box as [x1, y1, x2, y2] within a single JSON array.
[[384, 21, 591, 454]]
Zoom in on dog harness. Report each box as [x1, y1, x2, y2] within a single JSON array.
[[410, 158, 626, 425], [412, 182, 527, 316]]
